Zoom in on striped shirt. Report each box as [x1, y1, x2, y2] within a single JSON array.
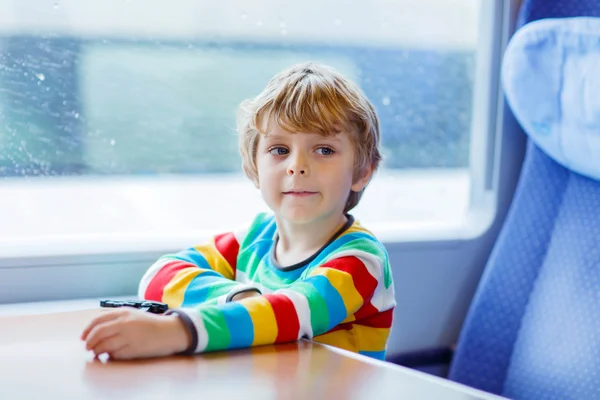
[[139, 212, 396, 360]]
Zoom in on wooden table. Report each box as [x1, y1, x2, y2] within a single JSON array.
[[0, 309, 505, 400]]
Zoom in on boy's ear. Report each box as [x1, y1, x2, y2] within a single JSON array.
[[350, 163, 374, 192]]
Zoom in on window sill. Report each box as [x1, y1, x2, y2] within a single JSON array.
[[0, 169, 477, 265]]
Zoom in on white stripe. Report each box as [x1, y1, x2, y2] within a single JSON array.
[[216, 294, 228, 305], [232, 226, 247, 249], [326, 249, 383, 280], [274, 289, 313, 339], [371, 280, 396, 311], [235, 270, 272, 294], [137, 257, 173, 299], [234, 269, 252, 284], [179, 308, 210, 353]]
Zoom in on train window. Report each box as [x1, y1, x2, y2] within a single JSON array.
[[0, 0, 502, 258]]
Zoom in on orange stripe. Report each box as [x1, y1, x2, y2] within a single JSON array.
[[193, 240, 235, 279], [213, 232, 240, 274]]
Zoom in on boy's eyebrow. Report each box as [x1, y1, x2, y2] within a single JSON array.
[[264, 133, 343, 143], [263, 134, 287, 141]]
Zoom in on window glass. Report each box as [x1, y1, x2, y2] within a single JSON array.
[[0, 0, 480, 177]]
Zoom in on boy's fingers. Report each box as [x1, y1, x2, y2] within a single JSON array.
[[109, 345, 133, 361], [91, 335, 127, 358], [85, 320, 122, 350], [81, 310, 124, 340]]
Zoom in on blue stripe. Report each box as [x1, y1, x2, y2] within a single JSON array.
[[306, 275, 347, 330], [221, 302, 255, 349], [267, 252, 307, 281], [168, 248, 213, 270], [359, 350, 386, 360], [248, 213, 277, 243], [181, 275, 227, 305], [310, 232, 374, 266]]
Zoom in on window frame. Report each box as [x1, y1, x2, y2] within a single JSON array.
[[0, 0, 512, 304]]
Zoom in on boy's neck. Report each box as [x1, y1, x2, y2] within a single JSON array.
[[274, 213, 349, 267]]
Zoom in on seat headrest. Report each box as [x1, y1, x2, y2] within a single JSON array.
[[502, 17, 600, 180]]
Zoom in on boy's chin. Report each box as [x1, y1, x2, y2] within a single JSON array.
[[276, 209, 321, 225], [276, 208, 342, 226]]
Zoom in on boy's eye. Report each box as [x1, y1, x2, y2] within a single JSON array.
[[268, 147, 288, 156], [316, 147, 335, 156]]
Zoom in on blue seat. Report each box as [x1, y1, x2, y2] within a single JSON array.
[[448, 1, 600, 399]]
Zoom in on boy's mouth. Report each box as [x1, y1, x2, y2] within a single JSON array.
[[283, 191, 317, 196]]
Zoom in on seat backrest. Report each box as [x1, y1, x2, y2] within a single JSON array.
[[448, 1, 600, 399]]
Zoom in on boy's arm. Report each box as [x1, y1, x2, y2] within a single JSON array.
[[170, 250, 394, 354], [139, 232, 261, 308]]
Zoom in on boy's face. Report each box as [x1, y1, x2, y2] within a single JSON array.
[[255, 124, 371, 225]]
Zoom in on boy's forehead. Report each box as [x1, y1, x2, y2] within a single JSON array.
[[264, 124, 344, 140]]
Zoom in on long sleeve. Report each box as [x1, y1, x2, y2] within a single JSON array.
[[172, 249, 394, 357], [138, 231, 261, 308]]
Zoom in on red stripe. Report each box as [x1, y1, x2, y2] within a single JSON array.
[[144, 260, 193, 301], [356, 308, 394, 329], [320, 256, 378, 303], [214, 232, 239, 273], [326, 322, 354, 333], [324, 309, 394, 334], [353, 302, 380, 320], [264, 294, 301, 343]]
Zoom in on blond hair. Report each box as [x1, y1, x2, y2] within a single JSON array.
[[237, 62, 381, 212]]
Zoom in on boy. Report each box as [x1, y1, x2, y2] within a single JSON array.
[[81, 62, 396, 361]]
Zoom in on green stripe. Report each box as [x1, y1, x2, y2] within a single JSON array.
[[201, 308, 231, 352], [206, 284, 231, 299], [261, 265, 298, 286], [383, 259, 392, 289], [237, 249, 265, 279], [241, 212, 272, 247], [291, 282, 329, 334], [237, 213, 274, 277]]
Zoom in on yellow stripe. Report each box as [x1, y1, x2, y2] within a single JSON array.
[[344, 220, 373, 236], [245, 297, 278, 346], [313, 329, 358, 353], [193, 238, 235, 279], [341, 314, 356, 324], [309, 268, 363, 315], [162, 268, 203, 308], [314, 325, 390, 353], [353, 324, 390, 352]]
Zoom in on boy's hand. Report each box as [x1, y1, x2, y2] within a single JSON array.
[[81, 308, 191, 360]]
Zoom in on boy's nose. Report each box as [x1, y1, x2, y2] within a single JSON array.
[[287, 166, 307, 176], [287, 154, 309, 176]]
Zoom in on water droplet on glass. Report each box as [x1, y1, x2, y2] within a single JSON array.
[[23, 72, 28, 77], [333, 18, 342, 26], [281, 29, 288, 36], [53, 2, 59, 9], [62, 100, 67, 105], [110, 139, 116, 146], [382, 96, 391, 106], [256, 20, 263, 27], [280, 21, 287, 28], [241, 13, 248, 20], [74, 113, 79, 119], [35, 73, 45, 81]]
